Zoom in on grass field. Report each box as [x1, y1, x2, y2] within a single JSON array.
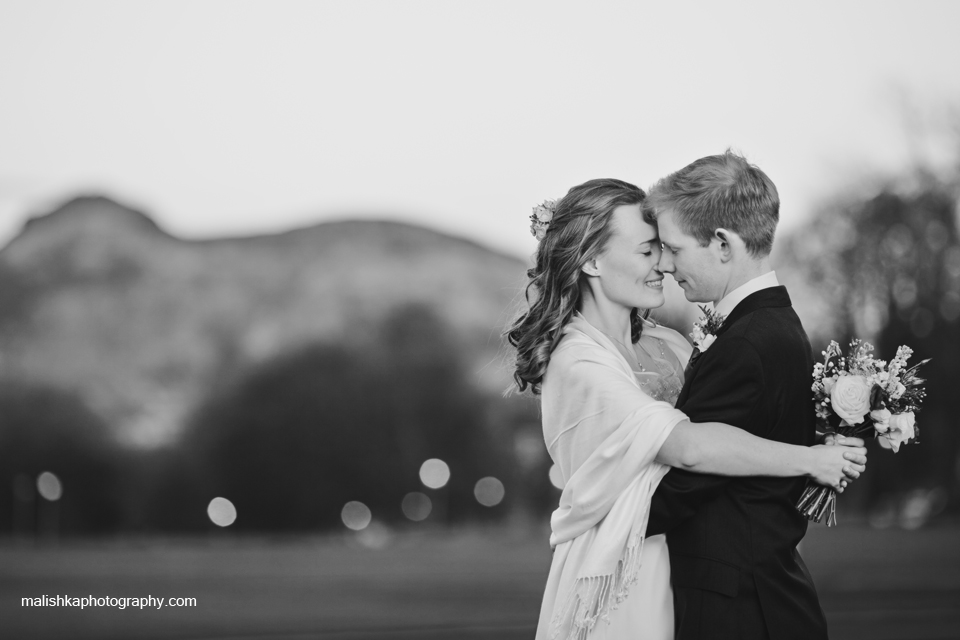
[[2, 521, 959, 640]]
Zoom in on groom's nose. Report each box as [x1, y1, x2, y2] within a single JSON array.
[[658, 250, 675, 274]]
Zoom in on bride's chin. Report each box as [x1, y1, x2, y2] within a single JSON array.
[[637, 295, 666, 310]]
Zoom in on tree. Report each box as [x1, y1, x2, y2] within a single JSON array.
[[182, 304, 508, 531], [779, 178, 960, 513], [0, 382, 123, 534]]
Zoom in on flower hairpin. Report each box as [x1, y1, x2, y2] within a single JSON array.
[[530, 199, 558, 241]]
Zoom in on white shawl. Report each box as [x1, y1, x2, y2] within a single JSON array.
[[536, 314, 690, 640]]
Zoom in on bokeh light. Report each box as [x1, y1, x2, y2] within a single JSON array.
[[513, 431, 544, 469], [341, 501, 372, 531], [473, 477, 505, 507], [548, 464, 564, 490], [36, 472, 62, 501], [419, 458, 450, 489], [401, 492, 432, 521], [207, 497, 237, 527], [356, 521, 392, 549], [940, 291, 960, 321]]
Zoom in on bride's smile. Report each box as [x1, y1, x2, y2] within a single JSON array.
[[582, 202, 666, 315]]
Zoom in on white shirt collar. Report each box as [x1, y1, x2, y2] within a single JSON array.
[[714, 271, 780, 318]]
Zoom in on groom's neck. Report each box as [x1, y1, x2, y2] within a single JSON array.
[[713, 257, 773, 305]]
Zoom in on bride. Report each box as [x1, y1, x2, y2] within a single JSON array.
[[505, 178, 866, 640]]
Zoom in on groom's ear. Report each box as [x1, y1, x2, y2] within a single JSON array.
[[714, 228, 735, 263], [581, 258, 601, 277]]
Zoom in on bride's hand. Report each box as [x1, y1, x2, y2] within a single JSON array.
[[828, 434, 869, 491], [808, 443, 867, 491]]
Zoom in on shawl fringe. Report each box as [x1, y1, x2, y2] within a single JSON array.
[[550, 531, 646, 640]]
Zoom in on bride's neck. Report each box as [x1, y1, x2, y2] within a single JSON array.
[[579, 289, 633, 346]]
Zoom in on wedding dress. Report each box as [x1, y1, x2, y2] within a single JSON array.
[[535, 314, 692, 640]]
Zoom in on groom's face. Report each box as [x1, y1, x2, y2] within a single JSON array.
[[656, 208, 724, 304]]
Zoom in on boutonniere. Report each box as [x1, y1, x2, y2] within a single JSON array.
[[690, 304, 726, 353]]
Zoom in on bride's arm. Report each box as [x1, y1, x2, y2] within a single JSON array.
[[655, 422, 867, 490], [647, 325, 866, 488]]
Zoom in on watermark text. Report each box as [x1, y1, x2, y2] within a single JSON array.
[[22, 595, 196, 609]]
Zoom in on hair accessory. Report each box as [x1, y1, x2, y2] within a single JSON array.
[[530, 199, 558, 241]]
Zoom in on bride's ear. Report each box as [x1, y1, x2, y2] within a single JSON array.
[[581, 258, 601, 277]]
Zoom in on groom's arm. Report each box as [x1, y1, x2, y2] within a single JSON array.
[[647, 335, 766, 536]]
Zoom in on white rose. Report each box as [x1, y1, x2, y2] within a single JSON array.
[[879, 431, 904, 452], [870, 408, 892, 434], [879, 411, 916, 452], [890, 411, 915, 432], [890, 411, 916, 439], [699, 334, 717, 352], [830, 375, 872, 425]]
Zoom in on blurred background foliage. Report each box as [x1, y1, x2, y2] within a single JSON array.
[[2, 130, 959, 538], [778, 136, 960, 526]]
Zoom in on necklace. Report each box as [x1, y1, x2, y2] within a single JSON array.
[[601, 331, 669, 374], [636, 337, 669, 375], [599, 328, 683, 403]]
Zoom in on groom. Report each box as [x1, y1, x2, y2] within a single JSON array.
[[645, 151, 845, 639]]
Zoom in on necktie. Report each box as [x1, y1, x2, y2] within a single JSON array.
[[684, 347, 701, 378]]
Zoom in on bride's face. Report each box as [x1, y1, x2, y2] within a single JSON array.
[[590, 204, 665, 311]]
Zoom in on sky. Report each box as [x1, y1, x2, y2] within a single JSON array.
[[1, 0, 959, 258]]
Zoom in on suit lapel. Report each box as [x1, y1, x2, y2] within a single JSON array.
[[714, 286, 791, 338], [677, 286, 793, 408]]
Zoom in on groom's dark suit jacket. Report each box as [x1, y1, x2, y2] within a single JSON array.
[[647, 286, 828, 640]]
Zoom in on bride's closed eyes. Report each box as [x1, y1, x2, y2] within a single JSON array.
[[637, 239, 661, 257]]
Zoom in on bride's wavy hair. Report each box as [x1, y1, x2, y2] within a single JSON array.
[[505, 178, 647, 394]]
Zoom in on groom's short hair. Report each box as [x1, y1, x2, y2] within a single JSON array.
[[643, 150, 779, 257]]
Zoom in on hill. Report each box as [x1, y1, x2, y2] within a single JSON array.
[[0, 196, 529, 447]]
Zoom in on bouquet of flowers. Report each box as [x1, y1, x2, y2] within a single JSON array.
[[796, 339, 928, 526]]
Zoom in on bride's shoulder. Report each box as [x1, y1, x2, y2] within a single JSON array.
[[550, 325, 602, 363], [642, 320, 693, 363], [547, 321, 622, 374]]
